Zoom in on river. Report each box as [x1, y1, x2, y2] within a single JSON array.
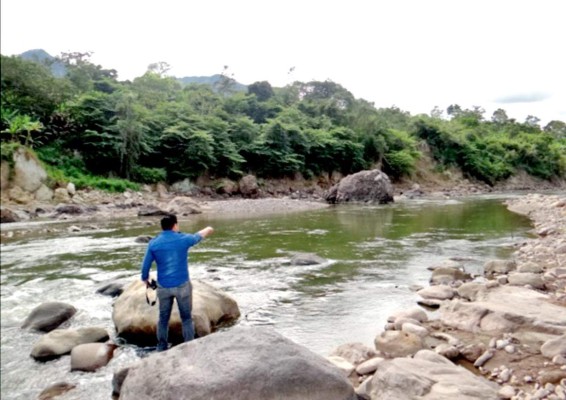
[[0, 195, 533, 399]]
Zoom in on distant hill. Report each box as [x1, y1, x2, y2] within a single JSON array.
[[178, 74, 247, 92], [17, 49, 249, 91], [19, 49, 66, 77]]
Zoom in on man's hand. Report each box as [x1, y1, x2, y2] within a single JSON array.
[[198, 226, 214, 238]]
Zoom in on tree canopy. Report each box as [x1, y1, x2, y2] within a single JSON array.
[[1, 53, 564, 191]]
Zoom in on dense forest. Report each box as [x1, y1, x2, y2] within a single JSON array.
[[1, 52, 565, 192]]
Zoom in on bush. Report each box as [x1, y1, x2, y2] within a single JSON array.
[[131, 166, 167, 184], [383, 149, 418, 179], [0, 141, 20, 164]]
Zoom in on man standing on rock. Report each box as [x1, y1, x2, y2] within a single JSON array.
[[141, 214, 214, 351]]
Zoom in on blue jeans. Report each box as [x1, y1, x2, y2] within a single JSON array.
[[156, 281, 194, 351]]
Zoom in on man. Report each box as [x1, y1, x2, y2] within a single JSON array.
[[141, 214, 214, 351]]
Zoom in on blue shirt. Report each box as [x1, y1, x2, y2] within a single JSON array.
[[141, 230, 203, 288]]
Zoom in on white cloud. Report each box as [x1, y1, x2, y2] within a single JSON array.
[[2, 0, 565, 124]]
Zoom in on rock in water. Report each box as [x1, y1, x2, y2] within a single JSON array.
[[21, 302, 77, 332], [325, 169, 394, 204]]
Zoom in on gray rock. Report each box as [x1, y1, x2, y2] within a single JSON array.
[[290, 252, 327, 266], [55, 204, 84, 214], [0, 207, 21, 223], [355, 357, 385, 375], [21, 302, 77, 332], [137, 205, 170, 217], [53, 188, 70, 203], [238, 174, 259, 198], [70, 342, 117, 372], [326, 356, 355, 377], [387, 307, 428, 323], [12, 147, 47, 192], [401, 322, 429, 338], [134, 235, 153, 244], [417, 284, 455, 300], [166, 196, 202, 215], [484, 260, 517, 277], [96, 282, 124, 297], [30, 327, 109, 361], [328, 342, 377, 366], [375, 330, 424, 358], [507, 272, 545, 290], [541, 334, 566, 359], [112, 279, 240, 346], [66, 182, 76, 196], [119, 326, 357, 400], [456, 282, 487, 301], [363, 349, 499, 399], [325, 169, 394, 204], [434, 343, 459, 359], [430, 267, 472, 285], [440, 286, 566, 335], [9, 186, 33, 204], [518, 262, 544, 274], [34, 184, 54, 202]]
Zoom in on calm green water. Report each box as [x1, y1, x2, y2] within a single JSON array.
[[0, 195, 532, 400]]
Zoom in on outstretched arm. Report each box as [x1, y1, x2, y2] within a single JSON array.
[[198, 226, 214, 238]]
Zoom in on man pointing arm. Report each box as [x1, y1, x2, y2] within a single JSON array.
[[141, 214, 214, 351]]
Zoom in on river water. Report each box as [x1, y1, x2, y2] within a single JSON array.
[[0, 195, 533, 399]]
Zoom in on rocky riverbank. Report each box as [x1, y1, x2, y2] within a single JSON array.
[[3, 184, 565, 398], [322, 193, 565, 400]]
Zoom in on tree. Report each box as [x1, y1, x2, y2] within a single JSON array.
[[147, 61, 171, 77], [247, 81, 274, 101], [214, 65, 237, 96], [1, 55, 72, 119], [1, 112, 44, 147], [543, 120, 566, 139], [525, 115, 541, 129], [114, 91, 148, 179], [491, 108, 509, 124]]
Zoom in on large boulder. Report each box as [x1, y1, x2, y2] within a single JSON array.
[[440, 286, 566, 335], [112, 279, 240, 346], [118, 326, 357, 400], [21, 302, 77, 332], [12, 147, 47, 192], [239, 174, 259, 198], [358, 350, 499, 400], [30, 327, 109, 361], [325, 169, 393, 204], [166, 196, 202, 215]]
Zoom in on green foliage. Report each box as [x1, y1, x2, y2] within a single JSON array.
[[36, 143, 139, 192], [382, 129, 420, 179], [0, 141, 20, 164], [131, 166, 167, 184], [1, 55, 72, 119], [2, 51, 564, 187]]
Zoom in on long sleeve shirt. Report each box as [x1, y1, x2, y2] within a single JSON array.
[[141, 230, 203, 288]]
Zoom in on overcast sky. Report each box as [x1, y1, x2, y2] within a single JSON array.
[[2, 0, 565, 125]]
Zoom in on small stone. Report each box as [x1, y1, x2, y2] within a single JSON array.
[[504, 345, 516, 354], [498, 385, 515, 399]]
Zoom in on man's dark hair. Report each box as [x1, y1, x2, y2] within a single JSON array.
[[161, 214, 178, 230]]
